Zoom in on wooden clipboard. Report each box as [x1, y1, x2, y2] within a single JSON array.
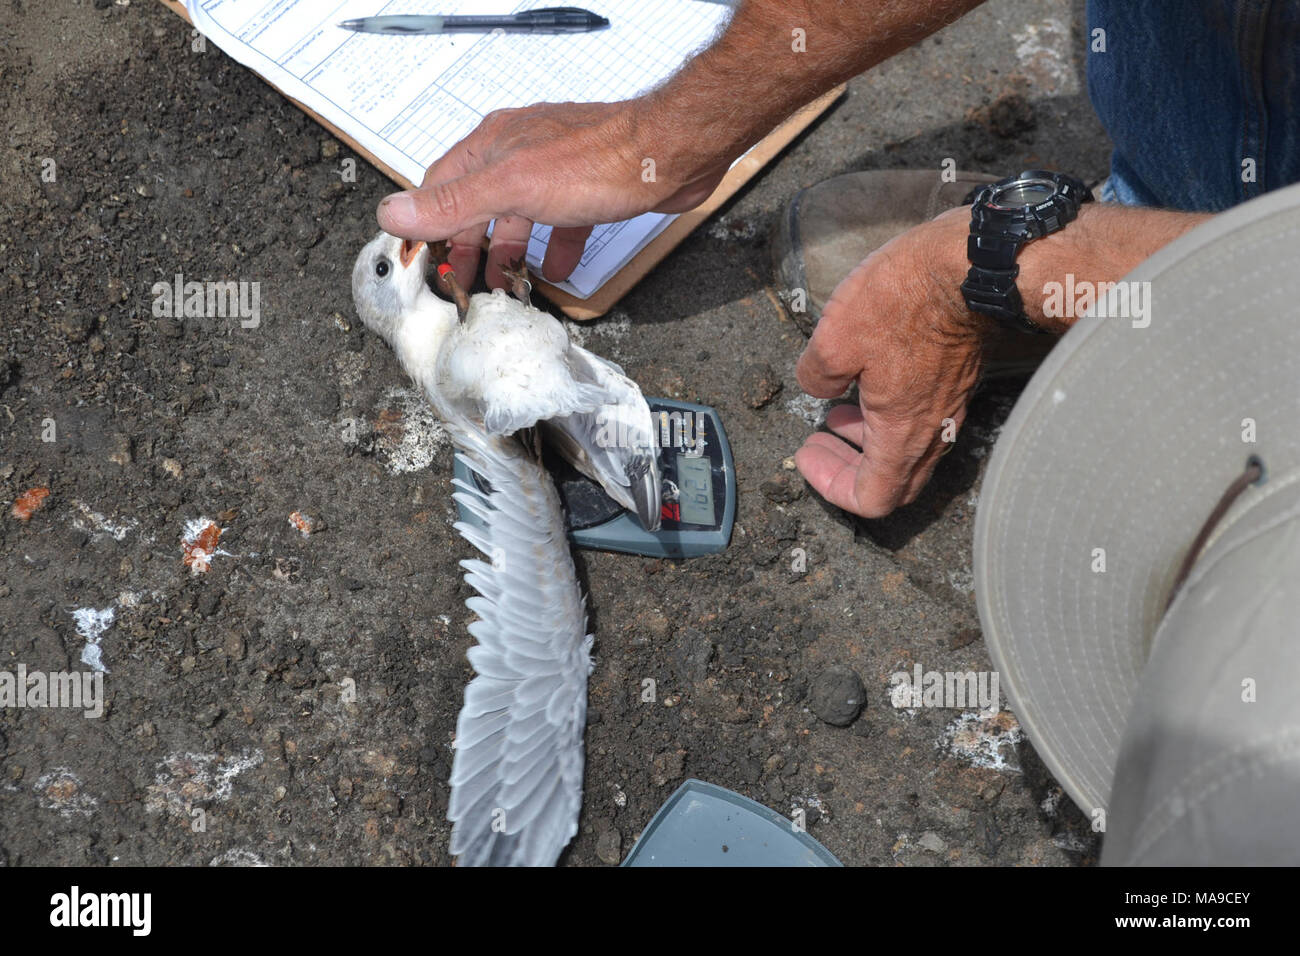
[[159, 1, 843, 319]]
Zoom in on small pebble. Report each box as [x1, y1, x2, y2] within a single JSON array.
[[224, 631, 247, 661], [760, 474, 802, 503], [596, 828, 622, 865], [741, 362, 782, 409], [809, 665, 866, 727], [919, 831, 947, 853]]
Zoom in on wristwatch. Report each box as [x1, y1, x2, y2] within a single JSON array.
[[960, 170, 1093, 334]]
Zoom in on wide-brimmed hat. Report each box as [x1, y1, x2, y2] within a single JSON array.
[[974, 181, 1300, 863]]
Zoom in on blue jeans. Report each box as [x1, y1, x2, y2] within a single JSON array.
[[1088, 0, 1300, 211]]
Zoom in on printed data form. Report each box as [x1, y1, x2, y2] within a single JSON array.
[[186, 0, 732, 297]]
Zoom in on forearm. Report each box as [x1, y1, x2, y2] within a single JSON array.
[[1016, 204, 1212, 332], [637, 0, 987, 170]]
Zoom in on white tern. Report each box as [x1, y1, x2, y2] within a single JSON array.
[[351, 232, 661, 866]]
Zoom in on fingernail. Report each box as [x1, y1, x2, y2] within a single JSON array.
[[378, 192, 417, 226]]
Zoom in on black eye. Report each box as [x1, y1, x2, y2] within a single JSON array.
[[375, 258, 390, 278]]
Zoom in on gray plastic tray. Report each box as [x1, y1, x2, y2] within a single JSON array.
[[622, 779, 842, 867]]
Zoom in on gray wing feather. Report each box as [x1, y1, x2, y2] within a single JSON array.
[[545, 344, 662, 531], [444, 426, 589, 867]]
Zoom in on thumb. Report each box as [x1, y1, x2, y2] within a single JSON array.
[[795, 342, 857, 399], [377, 173, 506, 240]]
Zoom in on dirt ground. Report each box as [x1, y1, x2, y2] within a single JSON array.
[[1, 0, 1114, 866]]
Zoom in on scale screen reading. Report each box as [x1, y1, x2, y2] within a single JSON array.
[[676, 453, 715, 525]]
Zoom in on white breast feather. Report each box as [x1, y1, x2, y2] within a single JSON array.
[[438, 291, 606, 435]]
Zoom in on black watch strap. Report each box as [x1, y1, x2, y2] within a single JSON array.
[[960, 261, 1041, 334], [960, 171, 1093, 334]]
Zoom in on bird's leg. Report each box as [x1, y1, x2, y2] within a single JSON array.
[[427, 238, 453, 272], [501, 256, 533, 306], [518, 426, 542, 462], [428, 241, 471, 320], [436, 263, 471, 322]]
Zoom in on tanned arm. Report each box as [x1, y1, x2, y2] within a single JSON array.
[[378, 0, 988, 285]]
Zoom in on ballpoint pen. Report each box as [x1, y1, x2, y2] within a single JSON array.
[[337, 7, 610, 35]]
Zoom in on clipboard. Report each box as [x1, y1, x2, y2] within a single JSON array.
[[158, 1, 843, 319]]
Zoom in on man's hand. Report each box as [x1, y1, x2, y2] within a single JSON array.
[[376, 0, 990, 289], [376, 101, 729, 289], [794, 203, 1210, 518], [795, 208, 984, 517]]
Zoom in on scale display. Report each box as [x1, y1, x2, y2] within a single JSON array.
[[453, 397, 736, 558], [675, 453, 715, 526]]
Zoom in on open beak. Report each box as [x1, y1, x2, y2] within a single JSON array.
[[398, 239, 425, 269]]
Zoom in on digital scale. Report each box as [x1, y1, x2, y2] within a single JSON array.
[[453, 398, 736, 558]]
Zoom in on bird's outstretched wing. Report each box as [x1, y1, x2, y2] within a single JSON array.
[[445, 425, 590, 867], [544, 344, 662, 532]]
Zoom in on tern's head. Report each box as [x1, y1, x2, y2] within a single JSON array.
[[351, 231, 433, 345]]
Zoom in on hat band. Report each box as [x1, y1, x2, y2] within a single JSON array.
[[1163, 455, 1266, 613]]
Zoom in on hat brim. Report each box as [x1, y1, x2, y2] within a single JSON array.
[[975, 181, 1300, 816]]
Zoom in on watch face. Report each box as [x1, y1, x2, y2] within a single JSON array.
[[991, 178, 1056, 208]]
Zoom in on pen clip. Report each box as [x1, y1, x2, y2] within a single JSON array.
[[520, 7, 600, 16]]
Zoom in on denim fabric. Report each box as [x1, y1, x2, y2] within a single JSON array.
[[1088, 0, 1300, 211]]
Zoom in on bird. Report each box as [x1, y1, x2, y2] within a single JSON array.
[[351, 231, 661, 866]]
